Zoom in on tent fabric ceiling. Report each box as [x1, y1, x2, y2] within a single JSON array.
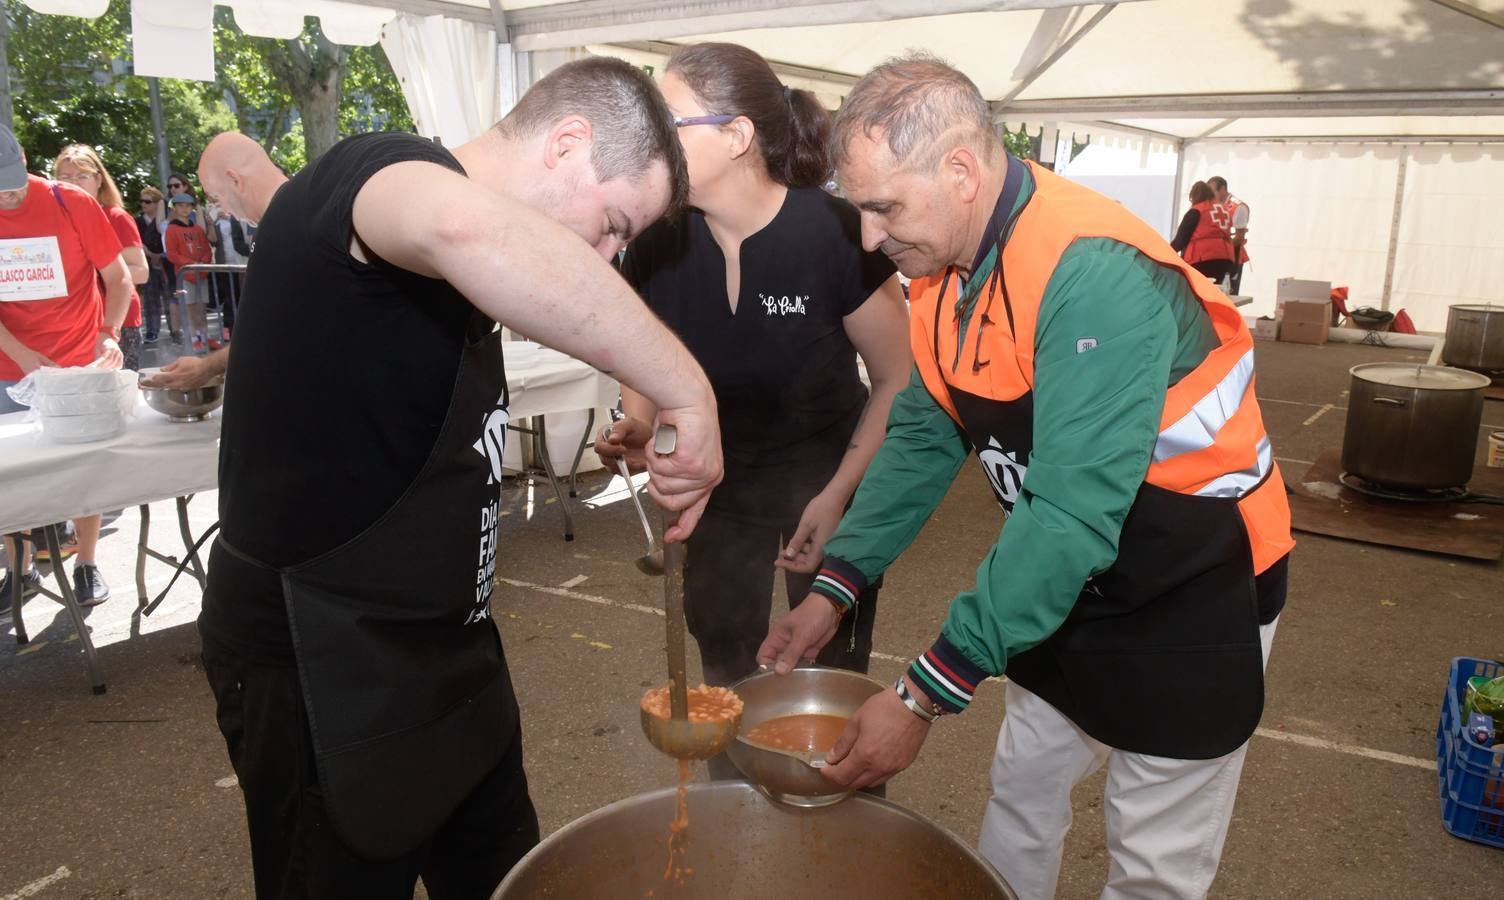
[[414, 0, 1504, 140]]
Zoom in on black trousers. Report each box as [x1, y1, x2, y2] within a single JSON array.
[[1229, 260, 1245, 295], [201, 640, 540, 899], [1192, 259, 1236, 287], [683, 505, 881, 688]]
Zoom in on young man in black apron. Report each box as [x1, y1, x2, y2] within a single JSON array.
[[200, 58, 723, 898]]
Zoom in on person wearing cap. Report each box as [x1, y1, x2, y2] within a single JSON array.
[[0, 125, 134, 610], [164, 191, 214, 352]]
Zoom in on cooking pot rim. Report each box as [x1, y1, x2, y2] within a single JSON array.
[[1349, 363, 1492, 390]]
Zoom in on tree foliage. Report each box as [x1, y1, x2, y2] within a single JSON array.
[[6, 0, 412, 192]]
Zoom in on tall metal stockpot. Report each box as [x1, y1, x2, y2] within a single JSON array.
[[1442, 304, 1504, 372], [1341, 363, 1490, 490]]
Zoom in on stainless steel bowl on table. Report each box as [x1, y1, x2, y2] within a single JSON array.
[[727, 665, 885, 808], [137, 368, 224, 422], [490, 780, 1017, 899]]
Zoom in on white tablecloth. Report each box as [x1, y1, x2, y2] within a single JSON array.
[[0, 348, 617, 535], [0, 398, 221, 536], [503, 342, 618, 420]]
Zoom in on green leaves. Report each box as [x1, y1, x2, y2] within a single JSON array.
[[7, 0, 413, 188]]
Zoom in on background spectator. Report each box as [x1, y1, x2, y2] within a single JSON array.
[[205, 201, 248, 338], [159, 172, 195, 341], [54, 144, 148, 370], [134, 185, 168, 343], [164, 192, 213, 352], [0, 125, 132, 607]]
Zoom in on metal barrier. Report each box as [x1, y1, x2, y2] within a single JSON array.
[[173, 263, 247, 353]]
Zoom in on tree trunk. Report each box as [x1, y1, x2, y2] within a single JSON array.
[[297, 64, 342, 161], [268, 26, 348, 163]]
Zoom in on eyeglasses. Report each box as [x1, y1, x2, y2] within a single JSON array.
[[140, 197, 156, 203], [168, 183, 185, 191], [673, 114, 737, 128]]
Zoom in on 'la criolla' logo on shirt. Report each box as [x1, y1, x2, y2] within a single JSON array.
[[760, 293, 808, 316]]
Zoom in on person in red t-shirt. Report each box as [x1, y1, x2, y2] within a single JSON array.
[[165, 192, 214, 352], [0, 126, 134, 609], [55, 144, 149, 370]]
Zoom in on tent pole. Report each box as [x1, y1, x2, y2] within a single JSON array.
[[1379, 146, 1410, 312], [148, 77, 171, 191], [1170, 138, 1186, 238]]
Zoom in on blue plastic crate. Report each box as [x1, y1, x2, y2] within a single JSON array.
[[1435, 656, 1504, 849]]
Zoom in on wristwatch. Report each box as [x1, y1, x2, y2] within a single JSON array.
[[98, 324, 121, 341], [894, 675, 940, 723]]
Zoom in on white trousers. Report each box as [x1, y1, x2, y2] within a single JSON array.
[[979, 619, 1278, 900]]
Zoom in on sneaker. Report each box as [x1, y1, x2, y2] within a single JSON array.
[[206, 338, 223, 351], [72, 564, 110, 607], [192, 334, 205, 353], [0, 567, 45, 614], [144, 332, 159, 344], [169, 330, 183, 343]]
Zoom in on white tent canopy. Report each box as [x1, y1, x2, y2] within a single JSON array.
[[29, 0, 1502, 326]]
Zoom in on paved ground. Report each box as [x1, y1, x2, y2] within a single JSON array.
[[2, 338, 1503, 898]]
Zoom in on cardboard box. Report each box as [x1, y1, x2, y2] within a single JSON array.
[[1278, 300, 1330, 345], [1276, 277, 1332, 302], [1252, 317, 1279, 341], [1276, 278, 1332, 322]]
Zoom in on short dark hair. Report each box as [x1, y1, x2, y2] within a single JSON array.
[[497, 57, 688, 217], [1208, 175, 1228, 191], [668, 43, 832, 189], [1189, 180, 1213, 204], [833, 52, 996, 171]]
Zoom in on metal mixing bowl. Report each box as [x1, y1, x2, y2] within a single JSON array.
[[727, 665, 885, 807], [137, 369, 224, 422], [491, 780, 1017, 899]]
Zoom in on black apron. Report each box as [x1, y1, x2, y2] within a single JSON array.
[[218, 314, 520, 858], [932, 175, 1267, 759]]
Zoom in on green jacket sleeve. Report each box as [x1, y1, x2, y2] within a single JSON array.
[[807, 366, 969, 610], [909, 242, 1185, 713]]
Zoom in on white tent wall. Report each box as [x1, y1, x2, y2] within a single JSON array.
[[1054, 130, 1179, 236], [1389, 145, 1504, 332], [1181, 143, 1403, 321], [380, 13, 500, 146]]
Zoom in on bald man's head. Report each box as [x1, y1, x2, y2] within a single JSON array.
[[198, 132, 287, 225]]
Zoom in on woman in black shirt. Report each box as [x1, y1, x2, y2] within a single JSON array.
[[598, 43, 910, 697]]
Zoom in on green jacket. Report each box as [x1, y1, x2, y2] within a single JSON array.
[[809, 165, 1220, 712]]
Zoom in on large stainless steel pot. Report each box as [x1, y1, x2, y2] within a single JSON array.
[[1442, 303, 1504, 371], [1341, 363, 1490, 490], [491, 781, 1017, 899]]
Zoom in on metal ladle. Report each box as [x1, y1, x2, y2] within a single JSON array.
[[639, 426, 741, 761], [599, 423, 664, 576]]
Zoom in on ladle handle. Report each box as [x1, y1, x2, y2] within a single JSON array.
[[663, 522, 689, 721]]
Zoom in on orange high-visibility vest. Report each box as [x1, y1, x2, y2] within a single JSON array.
[[911, 162, 1293, 576]]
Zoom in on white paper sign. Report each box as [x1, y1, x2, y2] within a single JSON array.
[[0, 236, 68, 302]]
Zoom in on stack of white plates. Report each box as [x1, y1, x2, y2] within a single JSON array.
[[28, 368, 137, 444]]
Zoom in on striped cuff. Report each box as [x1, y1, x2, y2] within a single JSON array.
[[810, 557, 867, 614], [907, 635, 988, 715]]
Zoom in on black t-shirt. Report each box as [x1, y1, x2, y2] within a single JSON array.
[[202, 132, 479, 661], [621, 187, 894, 514]]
